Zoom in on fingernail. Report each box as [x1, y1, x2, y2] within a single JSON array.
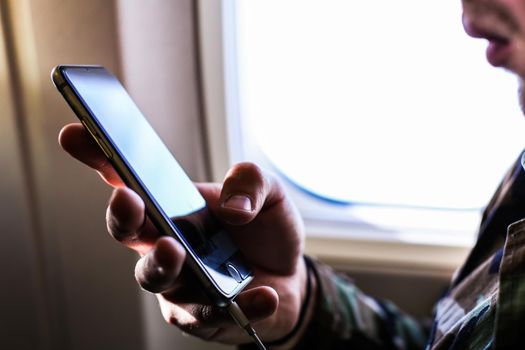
[[222, 194, 253, 212]]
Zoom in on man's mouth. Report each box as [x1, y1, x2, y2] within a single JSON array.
[[463, 15, 513, 67], [485, 38, 512, 67]]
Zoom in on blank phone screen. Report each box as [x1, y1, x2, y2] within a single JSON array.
[[62, 67, 250, 294]]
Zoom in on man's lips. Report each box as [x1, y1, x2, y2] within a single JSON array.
[[486, 40, 512, 67], [463, 16, 512, 67]]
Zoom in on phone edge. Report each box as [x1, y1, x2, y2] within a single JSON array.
[[51, 65, 253, 306]]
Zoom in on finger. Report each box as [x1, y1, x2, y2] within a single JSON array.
[[135, 236, 186, 293], [58, 123, 123, 186], [197, 165, 302, 275], [232, 286, 279, 323], [157, 298, 222, 341], [157, 286, 278, 339], [106, 187, 159, 254], [207, 162, 285, 225]]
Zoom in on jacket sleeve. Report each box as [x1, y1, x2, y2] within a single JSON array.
[[292, 258, 428, 350]]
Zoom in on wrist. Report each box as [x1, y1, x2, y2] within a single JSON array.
[[269, 256, 317, 350]]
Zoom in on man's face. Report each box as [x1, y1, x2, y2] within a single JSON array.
[[462, 0, 525, 78]]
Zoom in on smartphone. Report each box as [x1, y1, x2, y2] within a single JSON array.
[[52, 65, 253, 307]]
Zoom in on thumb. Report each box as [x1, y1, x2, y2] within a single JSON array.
[[234, 286, 279, 323], [213, 162, 285, 225]]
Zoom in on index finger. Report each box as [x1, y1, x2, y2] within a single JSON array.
[[59, 123, 124, 187]]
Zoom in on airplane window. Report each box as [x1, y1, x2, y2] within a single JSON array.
[[228, 0, 525, 239]]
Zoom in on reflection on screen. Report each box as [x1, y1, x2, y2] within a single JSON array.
[[63, 67, 249, 294]]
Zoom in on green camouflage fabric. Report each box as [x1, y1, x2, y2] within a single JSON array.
[[291, 152, 525, 350]]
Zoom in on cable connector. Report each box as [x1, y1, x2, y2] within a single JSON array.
[[226, 301, 267, 350]]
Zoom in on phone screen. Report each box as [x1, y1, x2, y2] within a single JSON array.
[[62, 67, 250, 295]]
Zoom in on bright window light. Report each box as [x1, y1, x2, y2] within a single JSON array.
[[230, 0, 525, 241]]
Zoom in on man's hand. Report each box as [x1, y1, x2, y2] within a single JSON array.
[[59, 123, 310, 346]]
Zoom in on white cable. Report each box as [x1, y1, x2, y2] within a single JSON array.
[[226, 301, 267, 350]]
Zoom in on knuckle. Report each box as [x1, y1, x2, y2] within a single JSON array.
[[195, 304, 221, 324], [163, 307, 200, 333], [160, 303, 222, 340]]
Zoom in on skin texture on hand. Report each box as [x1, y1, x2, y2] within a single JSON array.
[[59, 123, 312, 346]]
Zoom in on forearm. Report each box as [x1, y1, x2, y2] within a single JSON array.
[[289, 259, 427, 350]]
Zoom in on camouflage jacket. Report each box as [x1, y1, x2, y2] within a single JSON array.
[[292, 153, 525, 350]]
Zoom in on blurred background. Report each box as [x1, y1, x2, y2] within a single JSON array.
[[1, 0, 523, 349], [1, 0, 215, 349]]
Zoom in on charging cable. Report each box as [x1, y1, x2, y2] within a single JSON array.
[[227, 301, 267, 350]]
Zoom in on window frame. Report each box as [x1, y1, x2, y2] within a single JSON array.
[[196, 0, 471, 276]]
